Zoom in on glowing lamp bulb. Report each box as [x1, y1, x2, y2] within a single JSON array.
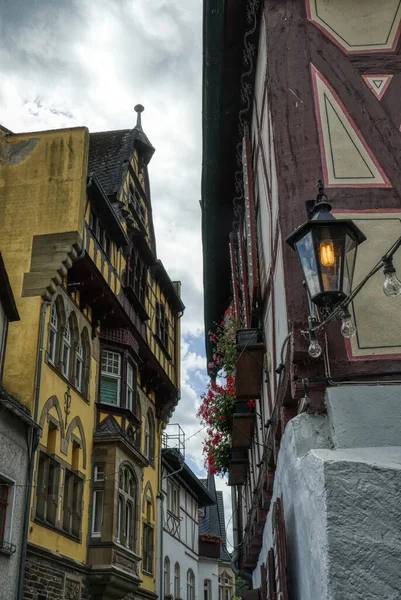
[[319, 240, 335, 267]]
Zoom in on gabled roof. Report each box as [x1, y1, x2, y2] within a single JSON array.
[[88, 128, 133, 196], [199, 472, 232, 562], [88, 108, 155, 198]]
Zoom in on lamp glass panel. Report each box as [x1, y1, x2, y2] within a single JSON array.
[[295, 230, 321, 298], [343, 232, 358, 296]]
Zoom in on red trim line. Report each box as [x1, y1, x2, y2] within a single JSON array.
[[311, 64, 392, 188]]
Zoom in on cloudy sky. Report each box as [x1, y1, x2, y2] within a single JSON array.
[[0, 0, 233, 542]]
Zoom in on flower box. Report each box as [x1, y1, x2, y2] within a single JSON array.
[[199, 537, 221, 558], [228, 449, 248, 486], [236, 329, 264, 400]]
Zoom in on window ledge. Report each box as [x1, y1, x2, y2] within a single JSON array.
[[34, 517, 82, 543], [0, 541, 16, 556], [46, 360, 90, 404]]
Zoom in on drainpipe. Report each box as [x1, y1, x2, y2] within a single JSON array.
[[17, 299, 50, 600], [230, 486, 253, 588], [157, 438, 165, 600]]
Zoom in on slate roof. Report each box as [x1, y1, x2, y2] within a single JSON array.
[[199, 472, 232, 562], [0, 387, 38, 428], [88, 129, 133, 196], [88, 121, 155, 197]]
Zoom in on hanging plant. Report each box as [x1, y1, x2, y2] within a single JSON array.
[[198, 307, 238, 475]]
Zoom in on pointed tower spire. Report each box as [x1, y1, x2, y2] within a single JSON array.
[[134, 104, 145, 130]]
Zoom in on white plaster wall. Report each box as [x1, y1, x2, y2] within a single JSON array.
[[163, 529, 198, 600], [198, 558, 219, 600], [252, 386, 401, 600]]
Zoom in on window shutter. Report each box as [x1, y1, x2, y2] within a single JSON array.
[[260, 563, 268, 600], [229, 233, 241, 321], [242, 127, 259, 310], [100, 376, 118, 404], [267, 548, 276, 600], [238, 231, 251, 327], [273, 497, 289, 600]]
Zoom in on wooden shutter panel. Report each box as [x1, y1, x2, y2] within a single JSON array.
[[242, 127, 259, 310], [273, 497, 289, 600], [229, 232, 241, 321], [267, 548, 276, 600], [260, 563, 268, 600], [238, 230, 251, 327]]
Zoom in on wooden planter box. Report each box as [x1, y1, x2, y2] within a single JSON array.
[[228, 450, 248, 486], [232, 402, 255, 449], [236, 329, 264, 400], [199, 538, 221, 558]]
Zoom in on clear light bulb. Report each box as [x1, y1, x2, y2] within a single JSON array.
[[319, 240, 335, 267], [341, 316, 356, 339], [383, 272, 401, 297], [308, 339, 322, 358]]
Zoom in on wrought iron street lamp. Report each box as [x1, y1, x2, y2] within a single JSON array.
[[285, 181, 366, 315]]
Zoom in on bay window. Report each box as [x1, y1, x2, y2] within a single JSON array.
[[91, 490, 103, 537], [126, 362, 134, 411], [100, 351, 121, 405]]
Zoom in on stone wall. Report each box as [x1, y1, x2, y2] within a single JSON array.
[[24, 546, 91, 600]]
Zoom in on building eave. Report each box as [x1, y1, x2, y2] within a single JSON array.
[[201, 0, 260, 363]]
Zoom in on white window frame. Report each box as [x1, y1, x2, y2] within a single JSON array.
[[100, 350, 121, 406], [117, 494, 123, 543], [0, 474, 15, 546], [204, 579, 212, 600], [94, 465, 105, 482], [91, 489, 103, 537], [48, 304, 58, 364], [126, 501, 132, 549], [174, 562, 180, 599], [75, 340, 83, 391], [62, 320, 71, 378], [126, 362, 134, 411], [145, 414, 151, 459], [187, 569, 195, 600]]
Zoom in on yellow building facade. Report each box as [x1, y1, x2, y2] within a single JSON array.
[[0, 107, 184, 600]]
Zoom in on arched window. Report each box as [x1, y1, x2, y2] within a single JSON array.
[[62, 319, 72, 378], [174, 562, 180, 599], [75, 339, 83, 391], [164, 556, 171, 597], [187, 569, 195, 600], [48, 303, 58, 364], [80, 327, 91, 398], [144, 410, 155, 462], [117, 465, 137, 550], [204, 579, 211, 600]]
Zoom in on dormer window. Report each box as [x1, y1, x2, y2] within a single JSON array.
[[126, 249, 148, 312], [90, 210, 111, 258], [128, 183, 146, 225], [156, 302, 169, 351]]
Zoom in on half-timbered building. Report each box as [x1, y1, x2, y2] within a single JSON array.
[[202, 2, 401, 598]]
